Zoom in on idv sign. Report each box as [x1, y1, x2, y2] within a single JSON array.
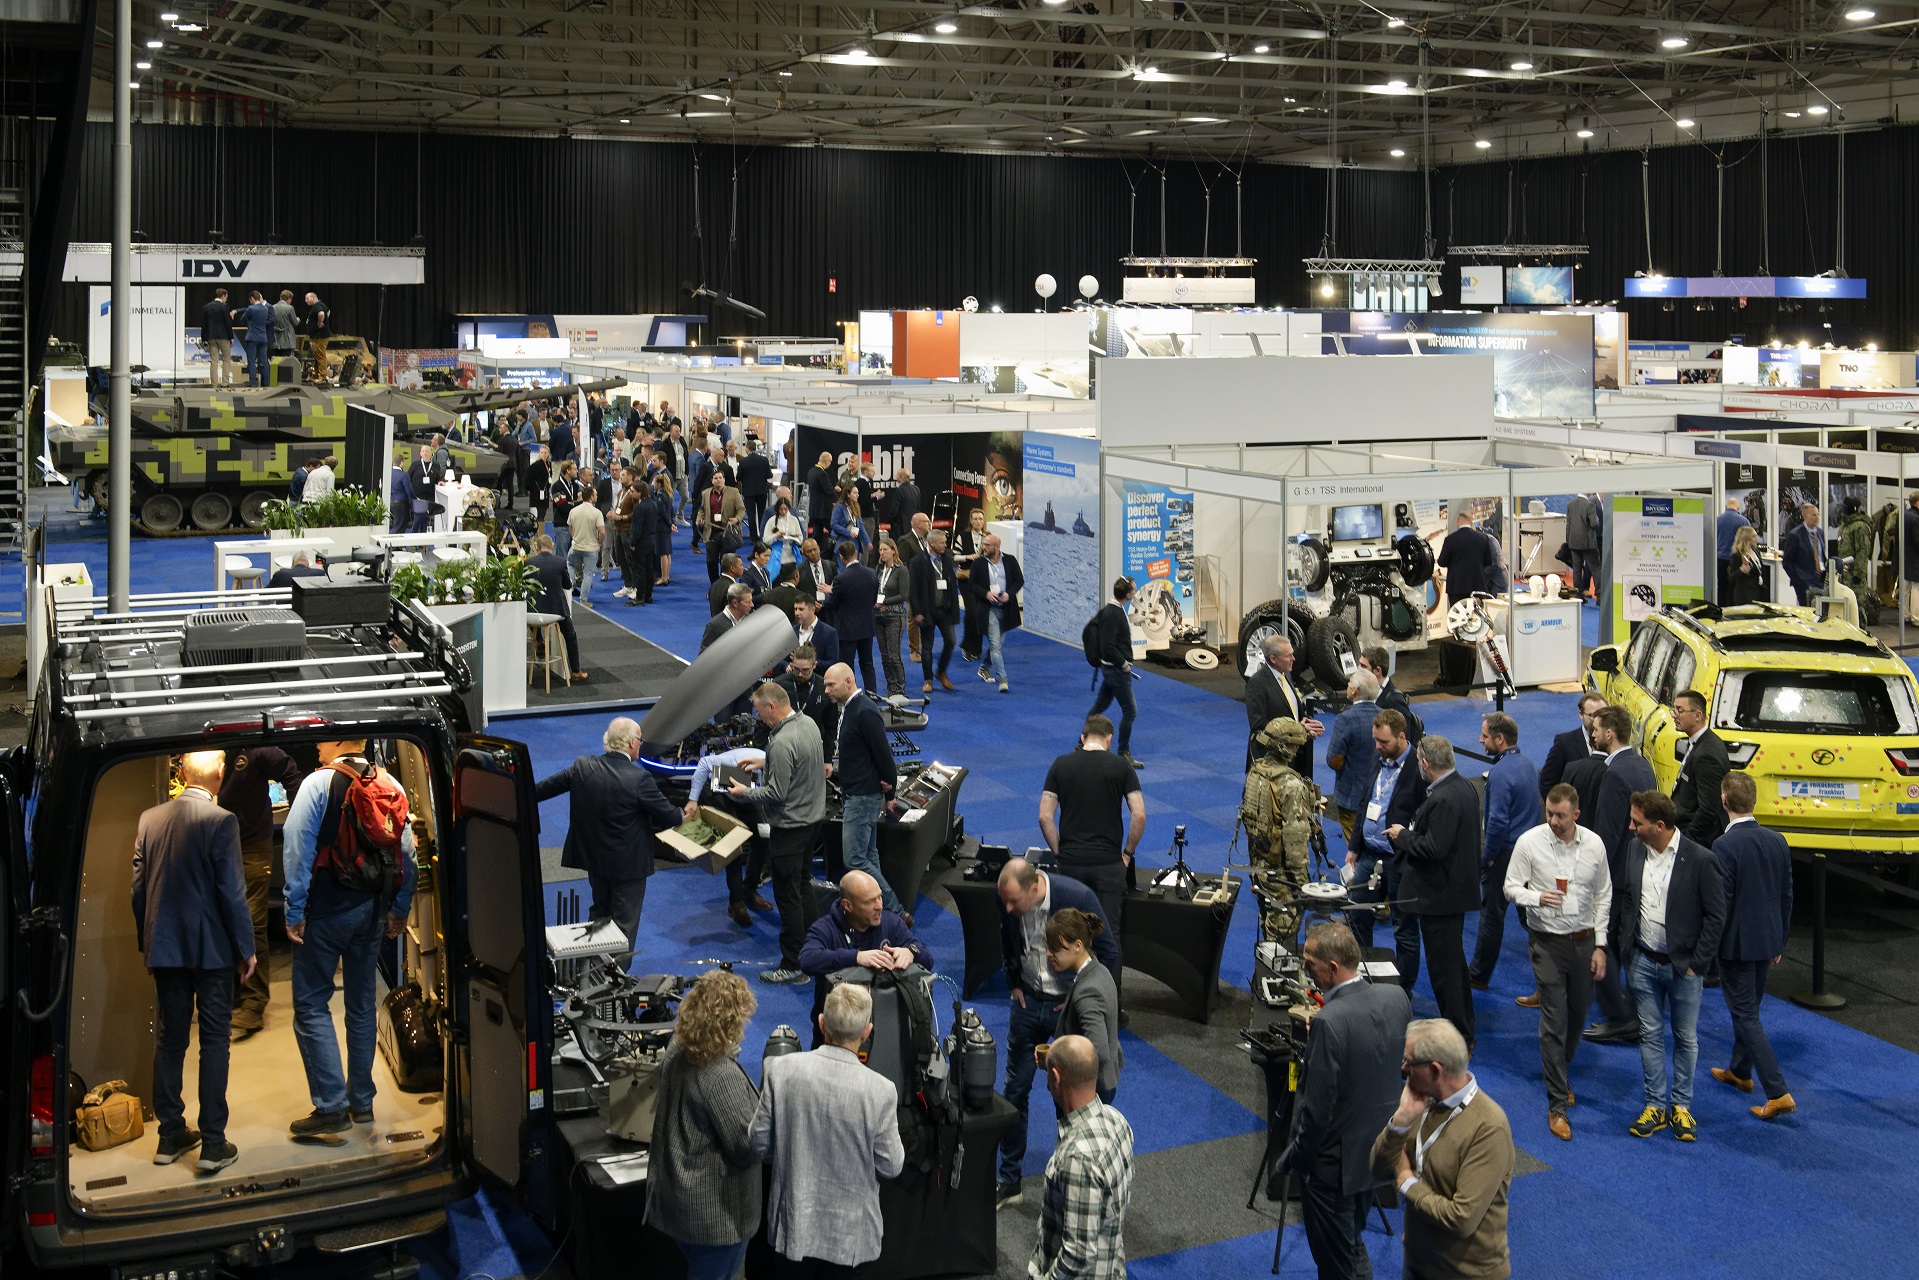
[[63, 242, 425, 285], [182, 258, 252, 278]]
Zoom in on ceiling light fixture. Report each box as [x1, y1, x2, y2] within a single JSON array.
[[1182, 116, 1222, 123], [935, 19, 957, 33], [1253, 43, 1269, 53], [1390, 148, 1406, 157], [1661, 34, 1690, 49], [1676, 117, 1695, 127], [159, 10, 179, 20], [1510, 58, 1533, 70], [1386, 17, 1405, 28], [145, 38, 163, 48], [1475, 138, 1493, 148], [176, 22, 201, 31], [778, 69, 793, 76], [1132, 65, 1163, 80], [1808, 103, 1829, 115], [619, 117, 630, 123], [136, 59, 151, 69], [700, 92, 725, 101], [1845, 7, 1876, 19], [1388, 78, 1408, 89], [1576, 128, 1595, 138], [1784, 109, 1801, 117]]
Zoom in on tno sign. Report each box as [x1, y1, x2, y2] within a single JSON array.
[[181, 258, 251, 278]]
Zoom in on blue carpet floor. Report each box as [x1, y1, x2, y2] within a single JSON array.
[[33, 501, 1919, 1279]]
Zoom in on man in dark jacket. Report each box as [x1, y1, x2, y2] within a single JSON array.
[[776, 645, 838, 750], [215, 746, 305, 1039], [1538, 693, 1605, 800], [1385, 734, 1482, 1049], [687, 448, 715, 552], [1903, 491, 1919, 625], [1618, 790, 1727, 1141], [1781, 501, 1826, 605], [527, 535, 585, 678], [992, 857, 1119, 1207], [707, 554, 743, 616], [1565, 492, 1602, 599], [796, 538, 837, 615], [1246, 634, 1322, 776], [740, 543, 773, 605], [1286, 921, 1412, 1279], [909, 528, 960, 692], [1359, 645, 1419, 744], [1710, 773, 1796, 1119], [1671, 691, 1729, 847], [798, 869, 932, 1027], [1084, 577, 1144, 768], [884, 470, 922, 538], [134, 750, 256, 1172], [962, 534, 1024, 694], [1346, 708, 1427, 953], [201, 289, 238, 387], [737, 442, 773, 539], [832, 541, 882, 692], [761, 560, 805, 623], [804, 452, 838, 542], [1437, 514, 1498, 607], [1586, 706, 1657, 1042], [533, 717, 683, 948], [791, 596, 840, 670], [267, 551, 327, 590], [628, 484, 660, 606], [824, 663, 903, 915]]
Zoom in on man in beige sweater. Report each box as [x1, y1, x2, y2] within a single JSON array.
[[1370, 1019, 1514, 1279]]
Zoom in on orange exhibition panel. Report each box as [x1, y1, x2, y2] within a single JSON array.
[[892, 309, 961, 379]]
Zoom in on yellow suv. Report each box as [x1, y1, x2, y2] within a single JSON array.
[[1586, 602, 1919, 854]]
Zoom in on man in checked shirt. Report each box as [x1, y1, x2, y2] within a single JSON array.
[[1029, 1035, 1133, 1280]]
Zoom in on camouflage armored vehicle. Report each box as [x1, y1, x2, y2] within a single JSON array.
[[49, 378, 620, 532]]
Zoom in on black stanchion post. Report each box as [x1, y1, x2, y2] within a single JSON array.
[[1790, 854, 1847, 1011]]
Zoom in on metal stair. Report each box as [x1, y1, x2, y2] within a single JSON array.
[[0, 189, 26, 551]]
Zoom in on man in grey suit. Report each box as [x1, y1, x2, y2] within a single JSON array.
[[750, 982, 905, 1279], [533, 716, 683, 950], [1286, 922, 1411, 1280], [132, 750, 256, 1174]]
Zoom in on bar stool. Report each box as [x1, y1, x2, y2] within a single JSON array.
[[527, 613, 570, 691], [224, 556, 265, 591]]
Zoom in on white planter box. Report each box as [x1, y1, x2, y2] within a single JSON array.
[[304, 522, 386, 564], [428, 598, 528, 715]]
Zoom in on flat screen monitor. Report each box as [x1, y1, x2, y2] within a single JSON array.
[[1331, 504, 1385, 543]]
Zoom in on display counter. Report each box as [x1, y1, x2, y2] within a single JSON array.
[[819, 763, 967, 913], [1480, 594, 1582, 686], [940, 861, 1241, 1021]]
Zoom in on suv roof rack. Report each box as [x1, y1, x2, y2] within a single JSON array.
[[41, 588, 473, 727]]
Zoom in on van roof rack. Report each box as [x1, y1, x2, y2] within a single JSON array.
[[41, 588, 474, 731]]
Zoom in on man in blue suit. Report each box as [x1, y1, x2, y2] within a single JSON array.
[[132, 750, 256, 1174], [1345, 708, 1426, 954], [831, 540, 882, 691], [993, 857, 1120, 1209], [1709, 773, 1797, 1120], [1586, 706, 1657, 1043], [534, 716, 684, 947], [1781, 501, 1826, 606]]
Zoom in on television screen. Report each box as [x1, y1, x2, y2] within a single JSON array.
[[1506, 266, 1575, 305], [1459, 268, 1504, 305], [1331, 504, 1385, 542]]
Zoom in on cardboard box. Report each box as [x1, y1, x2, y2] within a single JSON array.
[[656, 805, 752, 874]]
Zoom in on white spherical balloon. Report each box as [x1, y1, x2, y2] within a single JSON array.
[[1078, 274, 1099, 299], [1034, 273, 1058, 300]]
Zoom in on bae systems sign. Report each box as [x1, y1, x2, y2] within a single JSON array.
[[62, 242, 425, 285]]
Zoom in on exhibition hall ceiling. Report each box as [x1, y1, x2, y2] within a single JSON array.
[[115, 1, 1919, 162]]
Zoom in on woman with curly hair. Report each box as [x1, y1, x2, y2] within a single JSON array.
[[645, 970, 762, 1280]]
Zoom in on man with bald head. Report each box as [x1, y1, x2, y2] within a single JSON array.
[[534, 717, 683, 949], [1031, 1034, 1134, 1280], [824, 661, 904, 918], [134, 749, 256, 1173], [797, 870, 934, 1032]]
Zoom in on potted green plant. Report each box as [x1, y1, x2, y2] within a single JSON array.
[[420, 551, 538, 713], [259, 499, 303, 536], [299, 485, 389, 562]]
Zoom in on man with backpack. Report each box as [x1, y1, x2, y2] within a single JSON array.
[[1082, 577, 1144, 769], [283, 739, 417, 1138]]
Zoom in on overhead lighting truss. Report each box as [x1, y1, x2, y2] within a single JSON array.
[[1121, 256, 1256, 276], [1302, 256, 1446, 275], [1449, 244, 1589, 258]]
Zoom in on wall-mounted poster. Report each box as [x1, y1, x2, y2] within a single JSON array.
[[1019, 432, 1099, 643], [1611, 494, 1706, 632], [952, 431, 1024, 525], [1119, 480, 1198, 640]]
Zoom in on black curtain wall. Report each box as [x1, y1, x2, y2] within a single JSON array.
[[49, 120, 1919, 353], [51, 123, 1419, 350]]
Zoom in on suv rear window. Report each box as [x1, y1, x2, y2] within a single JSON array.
[[1730, 671, 1908, 735]]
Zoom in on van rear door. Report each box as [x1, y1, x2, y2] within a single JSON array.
[[448, 737, 555, 1229], [0, 765, 20, 1251]]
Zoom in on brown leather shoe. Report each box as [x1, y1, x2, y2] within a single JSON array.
[[1711, 1067, 1754, 1094], [1515, 992, 1541, 1009], [728, 904, 753, 928], [938, 674, 955, 691], [1548, 1112, 1572, 1142], [1751, 1094, 1797, 1120], [571, 671, 589, 682], [748, 893, 773, 912]]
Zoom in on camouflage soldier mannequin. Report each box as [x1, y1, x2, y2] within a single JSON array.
[[1241, 716, 1320, 943], [1838, 499, 1876, 598]]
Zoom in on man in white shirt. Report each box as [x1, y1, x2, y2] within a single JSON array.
[[1504, 783, 1612, 1141]]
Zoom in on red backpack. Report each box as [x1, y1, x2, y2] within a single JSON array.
[[315, 759, 410, 900]]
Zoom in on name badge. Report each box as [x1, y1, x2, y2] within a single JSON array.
[[934, 581, 946, 594], [1367, 802, 1382, 821], [816, 590, 827, 601]]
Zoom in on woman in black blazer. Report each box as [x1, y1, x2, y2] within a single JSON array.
[[873, 537, 911, 697], [1044, 909, 1122, 1102]]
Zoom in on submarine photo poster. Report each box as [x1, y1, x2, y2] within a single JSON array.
[[1120, 479, 1198, 621], [1018, 431, 1100, 643]]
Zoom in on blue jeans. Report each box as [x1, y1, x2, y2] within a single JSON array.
[[152, 966, 236, 1142], [554, 525, 572, 566], [674, 1239, 749, 1280], [840, 790, 900, 913], [1628, 949, 1703, 1109], [1087, 665, 1136, 755], [983, 606, 1007, 684], [291, 899, 385, 1114], [1346, 850, 1385, 948], [567, 548, 596, 603], [996, 992, 1062, 1188], [244, 338, 270, 386]]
